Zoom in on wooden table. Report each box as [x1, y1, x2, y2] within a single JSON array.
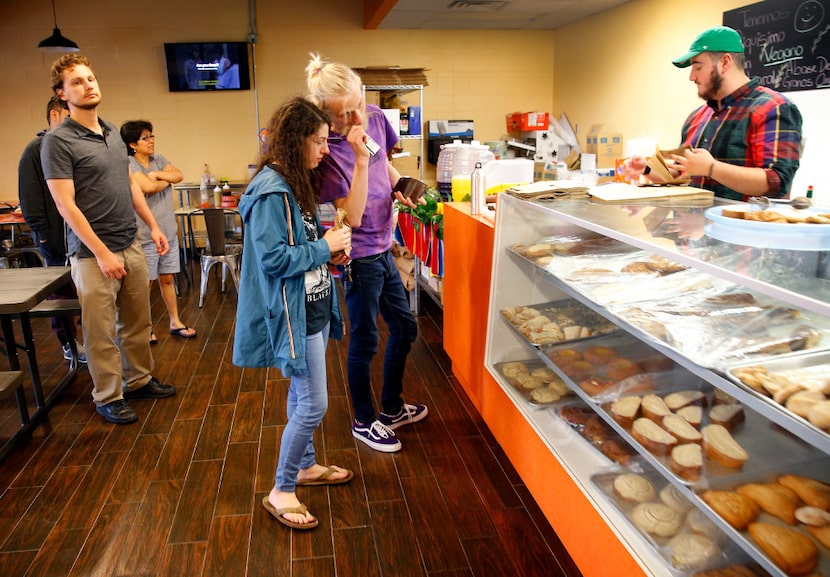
[[0, 266, 79, 461]]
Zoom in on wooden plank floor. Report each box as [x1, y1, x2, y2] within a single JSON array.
[[0, 263, 583, 577]]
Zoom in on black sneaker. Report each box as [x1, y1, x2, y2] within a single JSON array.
[[96, 399, 138, 424], [123, 377, 176, 400]]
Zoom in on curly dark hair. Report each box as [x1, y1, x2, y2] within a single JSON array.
[[119, 120, 153, 156], [256, 97, 329, 214], [50, 54, 91, 93]]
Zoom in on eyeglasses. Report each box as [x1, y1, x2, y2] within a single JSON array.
[[138, 134, 155, 141]]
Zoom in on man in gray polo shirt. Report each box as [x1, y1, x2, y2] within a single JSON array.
[[42, 54, 177, 425]]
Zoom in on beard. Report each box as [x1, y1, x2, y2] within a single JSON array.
[[699, 68, 723, 101]]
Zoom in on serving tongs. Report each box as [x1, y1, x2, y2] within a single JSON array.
[[749, 195, 812, 210]]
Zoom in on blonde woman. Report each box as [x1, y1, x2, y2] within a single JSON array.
[[306, 53, 427, 453]]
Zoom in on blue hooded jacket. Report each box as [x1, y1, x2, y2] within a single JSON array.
[[232, 165, 342, 376]]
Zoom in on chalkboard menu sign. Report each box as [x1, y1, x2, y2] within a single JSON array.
[[724, 0, 830, 92]]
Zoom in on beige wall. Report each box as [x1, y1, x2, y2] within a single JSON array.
[[553, 0, 750, 153], [1, 0, 554, 201]]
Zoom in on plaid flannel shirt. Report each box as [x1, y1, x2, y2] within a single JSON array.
[[680, 78, 802, 201]]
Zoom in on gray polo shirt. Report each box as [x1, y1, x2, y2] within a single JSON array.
[[42, 117, 137, 259]]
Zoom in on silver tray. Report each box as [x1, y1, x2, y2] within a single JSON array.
[[499, 299, 618, 348], [696, 458, 830, 577], [724, 350, 830, 444], [591, 464, 761, 576]]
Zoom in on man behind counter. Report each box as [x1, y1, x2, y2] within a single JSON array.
[[625, 26, 802, 201]]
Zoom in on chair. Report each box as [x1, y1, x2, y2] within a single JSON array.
[[187, 208, 243, 308]]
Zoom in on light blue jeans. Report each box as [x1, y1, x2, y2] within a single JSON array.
[[275, 322, 330, 493]]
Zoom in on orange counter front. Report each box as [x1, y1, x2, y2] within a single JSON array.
[[443, 202, 645, 577]]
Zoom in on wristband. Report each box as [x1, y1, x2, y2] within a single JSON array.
[[708, 161, 716, 178], [643, 165, 651, 175]]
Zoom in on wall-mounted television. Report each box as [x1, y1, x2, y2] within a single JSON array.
[[163, 41, 251, 92]]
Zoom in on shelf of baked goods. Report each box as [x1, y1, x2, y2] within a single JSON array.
[[485, 193, 830, 577]]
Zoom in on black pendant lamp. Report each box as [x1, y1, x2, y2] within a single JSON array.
[[38, 0, 79, 52]]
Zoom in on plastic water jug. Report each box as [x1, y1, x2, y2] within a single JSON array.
[[436, 140, 462, 201], [451, 141, 494, 202]]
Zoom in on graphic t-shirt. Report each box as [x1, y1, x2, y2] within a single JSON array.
[[302, 212, 332, 334]]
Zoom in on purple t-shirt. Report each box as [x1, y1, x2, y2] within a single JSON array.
[[318, 104, 398, 259]]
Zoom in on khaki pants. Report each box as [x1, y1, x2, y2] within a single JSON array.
[[71, 241, 154, 405]]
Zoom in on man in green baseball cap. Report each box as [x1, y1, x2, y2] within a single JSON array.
[[623, 25, 802, 202]]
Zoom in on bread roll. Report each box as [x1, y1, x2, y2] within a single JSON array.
[[700, 490, 760, 530], [676, 405, 703, 428], [578, 377, 615, 396], [777, 474, 830, 511], [736, 483, 799, 525], [708, 404, 745, 431], [668, 533, 720, 570], [807, 400, 830, 430], [721, 207, 748, 219], [794, 505, 830, 527], [702, 424, 748, 469], [606, 358, 640, 382], [334, 208, 351, 257], [785, 390, 825, 419], [670, 443, 703, 480], [806, 524, 830, 549], [613, 473, 655, 503], [663, 414, 703, 444], [641, 393, 671, 422], [664, 390, 707, 411], [631, 502, 683, 537], [610, 395, 641, 428], [747, 522, 818, 576], [660, 484, 693, 514], [632, 417, 678, 455]]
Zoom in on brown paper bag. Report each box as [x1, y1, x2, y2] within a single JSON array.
[[333, 208, 351, 257]]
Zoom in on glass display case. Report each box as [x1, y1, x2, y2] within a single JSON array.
[[485, 193, 830, 577]]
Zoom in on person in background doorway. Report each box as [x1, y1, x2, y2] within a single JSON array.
[[42, 54, 177, 425], [18, 95, 86, 364], [120, 120, 196, 344], [233, 97, 354, 530], [306, 53, 427, 453], [623, 26, 802, 201]]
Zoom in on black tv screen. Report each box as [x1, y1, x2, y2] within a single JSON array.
[[164, 42, 251, 92]]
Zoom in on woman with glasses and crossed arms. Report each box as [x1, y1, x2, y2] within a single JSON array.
[[120, 121, 196, 344]]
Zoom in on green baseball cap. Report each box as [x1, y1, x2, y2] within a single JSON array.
[[672, 26, 744, 68]]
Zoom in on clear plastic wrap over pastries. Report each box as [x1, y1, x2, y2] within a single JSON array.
[[500, 299, 618, 347], [611, 286, 830, 370], [494, 359, 574, 407]]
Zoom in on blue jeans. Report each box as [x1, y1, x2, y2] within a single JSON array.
[[275, 323, 330, 493], [343, 250, 417, 423]]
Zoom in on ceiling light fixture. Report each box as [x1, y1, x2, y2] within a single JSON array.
[[37, 0, 79, 52]]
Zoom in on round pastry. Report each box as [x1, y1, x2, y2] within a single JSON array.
[[605, 358, 640, 382], [501, 362, 529, 379], [640, 355, 674, 373], [523, 243, 553, 258], [548, 348, 582, 364], [582, 346, 619, 365], [534, 255, 555, 267], [631, 502, 683, 537], [530, 366, 558, 381], [529, 387, 563, 404], [660, 484, 693, 514], [579, 377, 614, 396], [668, 533, 720, 569], [560, 360, 596, 381], [613, 473, 655, 503], [514, 373, 546, 391], [686, 508, 722, 541]]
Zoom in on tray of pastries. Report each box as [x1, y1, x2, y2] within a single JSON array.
[[724, 350, 830, 439], [500, 299, 618, 347], [509, 232, 640, 268], [614, 286, 830, 370], [494, 359, 575, 407], [695, 459, 830, 577], [592, 465, 759, 575], [554, 400, 638, 466], [578, 355, 821, 488], [545, 332, 676, 398]]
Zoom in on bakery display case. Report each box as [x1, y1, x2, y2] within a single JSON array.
[[484, 194, 830, 577]]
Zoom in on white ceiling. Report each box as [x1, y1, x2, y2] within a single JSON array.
[[375, 0, 632, 30]]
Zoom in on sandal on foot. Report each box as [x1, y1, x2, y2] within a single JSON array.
[[169, 326, 197, 339], [149, 332, 158, 345], [261, 496, 319, 530], [296, 465, 354, 486]]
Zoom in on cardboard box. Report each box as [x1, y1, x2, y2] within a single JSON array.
[[585, 125, 623, 168], [390, 152, 420, 178], [533, 161, 558, 181], [506, 112, 549, 132], [428, 120, 474, 138]]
